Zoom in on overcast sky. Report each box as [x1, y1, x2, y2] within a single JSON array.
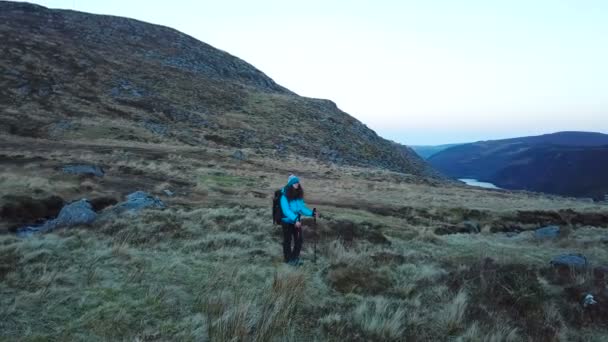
[[19, 0, 608, 145]]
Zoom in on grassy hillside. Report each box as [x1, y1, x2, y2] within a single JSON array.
[[2, 135, 608, 341], [0, 1, 435, 177]]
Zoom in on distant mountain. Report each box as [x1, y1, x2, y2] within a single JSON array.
[[411, 144, 462, 159], [0, 1, 438, 178], [428, 132, 608, 199]]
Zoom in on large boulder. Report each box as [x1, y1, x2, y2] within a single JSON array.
[[54, 199, 97, 226], [17, 199, 96, 237]]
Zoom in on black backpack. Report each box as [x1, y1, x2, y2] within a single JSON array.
[[272, 189, 284, 225]]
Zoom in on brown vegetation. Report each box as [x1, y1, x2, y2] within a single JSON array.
[[1, 133, 608, 341]]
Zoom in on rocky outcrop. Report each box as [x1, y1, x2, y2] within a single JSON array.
[[14, 191, 165, 237]]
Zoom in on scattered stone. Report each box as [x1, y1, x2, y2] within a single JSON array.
[[62, 164, 105, 177], [534, 225, 560, 239], [550, 253, 588, 270], [163, 189, 174, 197], [54, 199, 97, 226], [17, 199, 97, 237], [112, 191, 165, 213], [232, 150, 246, 160]]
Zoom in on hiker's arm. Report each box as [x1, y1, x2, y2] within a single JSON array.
[[297, 199, 314, 217], [280, 195, 298, 223]]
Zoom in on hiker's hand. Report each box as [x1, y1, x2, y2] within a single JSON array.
[[295, 221, 302, 229]]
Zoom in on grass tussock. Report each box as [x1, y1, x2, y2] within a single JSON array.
[[206, 270, 306, 341], [352, 297, 407, 340]]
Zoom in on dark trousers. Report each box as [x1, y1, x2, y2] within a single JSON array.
[[282, 223, 302, 262]]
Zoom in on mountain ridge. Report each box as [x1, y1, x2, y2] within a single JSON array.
[[0, 1, 439, 178], [428, 131, 608, 198]]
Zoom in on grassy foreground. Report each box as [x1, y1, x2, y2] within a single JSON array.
[[2, 136, 608, 341]]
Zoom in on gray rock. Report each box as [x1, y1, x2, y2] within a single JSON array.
[[163, 189, 174, 197], [232, 150, 246, 160], [534, 225, 560, 239], [113, 191, 165, 213], [550, 253, 588, 269], [55, 199, 97, 227], [63, 164, 105, 177], [17, 199, 97, 237]]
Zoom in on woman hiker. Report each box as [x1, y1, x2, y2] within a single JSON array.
[[280, 174, 316, 266]]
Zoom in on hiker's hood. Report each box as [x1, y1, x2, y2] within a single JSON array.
[[286, 175, 300, 187]]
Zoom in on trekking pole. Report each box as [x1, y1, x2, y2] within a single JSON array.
[[313, 208, 317, 264]]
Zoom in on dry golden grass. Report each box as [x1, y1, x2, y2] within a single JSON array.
[[2, 134, 608, 341]]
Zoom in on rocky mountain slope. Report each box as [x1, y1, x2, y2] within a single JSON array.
[[0, 1, 437, 177], [428, 131, 608, 199]]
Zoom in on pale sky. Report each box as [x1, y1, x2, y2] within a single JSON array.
[[16, 0, 608, 145]]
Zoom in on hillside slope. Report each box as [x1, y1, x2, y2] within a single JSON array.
[[0, 1, 437, 177], [411, 143, 462, 159], [428, 131, 608, 198]]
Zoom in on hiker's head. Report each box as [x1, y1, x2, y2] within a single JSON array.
[[287, 175, 300, 188], [286, 174, 303, 199]]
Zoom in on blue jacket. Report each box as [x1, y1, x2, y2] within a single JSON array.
[[280, 187, 313, 224]]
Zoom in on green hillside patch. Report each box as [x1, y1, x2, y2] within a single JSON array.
[[197, 172, 257, 190]]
